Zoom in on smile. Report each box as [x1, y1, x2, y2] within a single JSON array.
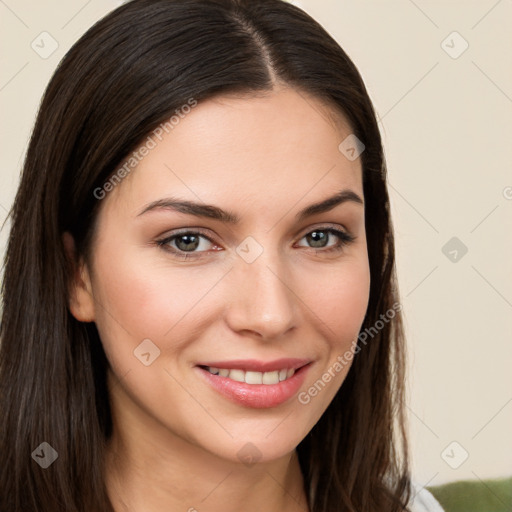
[[201, 365, 296, 385], [195, 359, 312, 408]]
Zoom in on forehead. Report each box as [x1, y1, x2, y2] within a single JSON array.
[[108, 86, 363, 216]]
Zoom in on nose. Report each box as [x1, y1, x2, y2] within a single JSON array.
[[224, 248, 299, 340]]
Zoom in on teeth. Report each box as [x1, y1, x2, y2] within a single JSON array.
[[245, 371, 262, 384], [205, 366, 296, 384], [262, 371, 279, 385], [229, 369, 245, 383]]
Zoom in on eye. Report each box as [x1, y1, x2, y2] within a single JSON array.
[[295, 227, 355, 254], [156, 226, 356, 260], [156, 230, 219, 259]]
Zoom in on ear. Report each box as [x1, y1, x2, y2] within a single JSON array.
[[62, 231, 96, 322]]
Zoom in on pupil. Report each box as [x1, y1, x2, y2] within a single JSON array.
[[176, 234, 199, 251], [308, 231, 327, 248]]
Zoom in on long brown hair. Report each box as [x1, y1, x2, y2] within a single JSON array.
[[0, 1, 411, 510]]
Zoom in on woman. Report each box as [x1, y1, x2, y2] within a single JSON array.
[[0, 1, 444, 511]]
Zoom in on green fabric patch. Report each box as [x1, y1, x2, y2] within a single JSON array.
[[427, 477, 512, 512]]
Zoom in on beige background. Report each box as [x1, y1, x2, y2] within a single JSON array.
[[1, 0, 511, 488]]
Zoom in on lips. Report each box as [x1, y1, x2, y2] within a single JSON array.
[[195, 358, 312, 408]]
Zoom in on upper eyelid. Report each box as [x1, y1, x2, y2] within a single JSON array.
[[298, 223, 350, 236]]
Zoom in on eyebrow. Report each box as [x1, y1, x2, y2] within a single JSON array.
[[137, 189, 363, 223]]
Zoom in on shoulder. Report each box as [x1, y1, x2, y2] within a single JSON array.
[[407, 480, 445, 512]]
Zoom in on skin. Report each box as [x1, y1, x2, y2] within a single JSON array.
[[66, 86, 371, 512]]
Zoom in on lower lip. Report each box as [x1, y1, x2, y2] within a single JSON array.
[[195, 364, 311, 409]]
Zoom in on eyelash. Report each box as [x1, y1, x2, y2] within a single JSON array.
[[156, 226, 356, 260]]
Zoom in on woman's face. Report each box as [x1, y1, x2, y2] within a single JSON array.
[[72, 86, 370, 464]]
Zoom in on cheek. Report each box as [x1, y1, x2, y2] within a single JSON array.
[[298, 260, 368, 397], [89, 240, 228, 359], [307, 257, 371, 347], [292, 257, 370, 424]]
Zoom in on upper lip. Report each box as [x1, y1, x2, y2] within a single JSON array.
[[197, 358, 311, 372]]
